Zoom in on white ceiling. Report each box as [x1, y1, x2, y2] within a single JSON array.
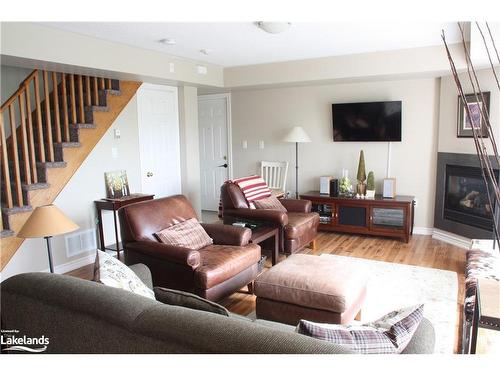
[[41, 22, 463, 67]]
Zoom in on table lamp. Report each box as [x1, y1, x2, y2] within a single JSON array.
[[283, 126, 311, 199], [17, 204, 79, 273]]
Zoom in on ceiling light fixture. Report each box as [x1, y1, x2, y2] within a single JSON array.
[[256, 22, 291, 34], [159, 38, 176, 46], [199, 48, 212, 55]]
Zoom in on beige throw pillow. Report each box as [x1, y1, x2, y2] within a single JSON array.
[[155, 218, 213, 250], [253, 195, 287, 212], [93, 250, 155, 300]]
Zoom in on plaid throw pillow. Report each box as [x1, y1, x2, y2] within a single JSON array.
[[253, 195, 287, 212], [155, 218, 213, 250], [296, 304, 424, 354]]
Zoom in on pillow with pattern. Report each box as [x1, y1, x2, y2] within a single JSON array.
[[253, 195, 287, 212], [93, 250, 155, 300], [296, 304, 424, 354], [155, 217, 213, 250]]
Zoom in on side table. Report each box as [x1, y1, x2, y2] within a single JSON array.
[[250, 226, 280, 266], [470, 278, 500, 354], [94, 194, 154, 259]]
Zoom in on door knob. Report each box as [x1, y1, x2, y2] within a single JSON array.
[[217, 163, 228, 168], [146, 172, 153, 177]]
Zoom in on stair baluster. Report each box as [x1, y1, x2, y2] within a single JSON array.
[[61, 74, 70, 142], [52, 72, 62, 143], [33, 72, 46, 163], [77, 75, 85, 123], [23, 81, 38, 184], [0, 113, 13, 208], [42, 71, 54, 162]]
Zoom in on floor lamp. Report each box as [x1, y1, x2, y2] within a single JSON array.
[[283, 126, 311, 199], [18, 205, 79, 273]]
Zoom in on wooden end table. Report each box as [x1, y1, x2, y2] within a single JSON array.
[[94, 193, 154, 259], [249, 226, 280, 266], [470, 278, 500, 354]]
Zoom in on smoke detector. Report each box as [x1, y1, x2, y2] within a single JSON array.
[[256, 22, 291, 34]]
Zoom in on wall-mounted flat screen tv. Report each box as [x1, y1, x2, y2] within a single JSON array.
[[332, 101, 402, 142]]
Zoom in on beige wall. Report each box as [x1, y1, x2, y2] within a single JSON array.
[[231, 78, 441, 228], [178, 86, 201, 217], [225, 44, 465, 89], [0, 65, 33, 102], [1, 95, 142, 279], [1, 22, 224, 88], [438, 68, 500, 154]]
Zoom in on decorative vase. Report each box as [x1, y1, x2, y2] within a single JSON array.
[[366, 189, 375, 199], [357, 183, 366, 196]]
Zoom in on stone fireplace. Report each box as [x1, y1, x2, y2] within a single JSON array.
[[435, 152, 500, 239]]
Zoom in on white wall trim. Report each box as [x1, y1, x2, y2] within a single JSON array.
[[46, 253, 96, 275], [198, 93, 233, 180], [413, 227, 434, 235], [432, 229, 471, 249], [413, 226, 471, 249]]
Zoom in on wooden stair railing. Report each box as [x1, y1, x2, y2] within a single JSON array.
[[0, 69, 124, 237], [1, 68, 141, 270]]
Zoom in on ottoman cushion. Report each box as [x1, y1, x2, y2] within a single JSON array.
[[254, 254, 368, 314]]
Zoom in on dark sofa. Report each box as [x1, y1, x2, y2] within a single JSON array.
[[0, 265, 435, 354]]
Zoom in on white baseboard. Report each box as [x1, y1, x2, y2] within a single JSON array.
[[46, 253, 96, 274], [432, 229, 470, 249], [411, 226, 471, 249], [413, 227, 434, 235]]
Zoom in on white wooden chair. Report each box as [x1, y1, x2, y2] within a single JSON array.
[[260, 161, 289, 198]]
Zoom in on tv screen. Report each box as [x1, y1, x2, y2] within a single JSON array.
[[332, 101, 402, 142]]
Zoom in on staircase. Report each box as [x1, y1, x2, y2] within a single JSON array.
[[1, 69, 141, 270]]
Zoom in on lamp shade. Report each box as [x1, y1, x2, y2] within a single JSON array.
[[17, 205, 79, 238], [282, 126, 311, 143]]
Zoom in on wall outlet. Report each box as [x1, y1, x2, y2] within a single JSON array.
[[169, 62, 175, 73], [114, 129, 121, 139], [259, 140, 265, 149], [242, 140, 248, 149], [414, 198, 418, 208]]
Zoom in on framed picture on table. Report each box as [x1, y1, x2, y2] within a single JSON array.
[[457, 92, 490, 138]]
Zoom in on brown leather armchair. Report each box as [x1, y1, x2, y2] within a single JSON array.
[[220, 182, 320, 254], [118, 195, 261, 301]]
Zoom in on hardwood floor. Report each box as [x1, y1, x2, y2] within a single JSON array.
[[67, 232, 466, 353]]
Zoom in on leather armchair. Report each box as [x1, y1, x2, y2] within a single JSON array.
[[118, 195, 261, 301], [220, 182, 320, 254]]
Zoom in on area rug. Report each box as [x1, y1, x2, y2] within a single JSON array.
[[317, 254, 459, 354]]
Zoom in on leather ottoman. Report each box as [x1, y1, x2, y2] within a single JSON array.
[[254, 254, 368, 325]]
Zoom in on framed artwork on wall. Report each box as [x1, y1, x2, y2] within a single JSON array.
[[104, 170, 130, 199], [457, 92, 490, 138]]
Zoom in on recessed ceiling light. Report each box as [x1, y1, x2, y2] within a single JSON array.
[[199, 49, 212, 55], [159, 38, 176, 46], [256, 22, 291, 34]]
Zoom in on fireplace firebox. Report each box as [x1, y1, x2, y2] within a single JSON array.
[[435, 152, 500, 239]]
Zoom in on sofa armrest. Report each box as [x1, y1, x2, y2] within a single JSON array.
[[279, 199, 312, 213], [223, 208, 288, 227], [129, 263, 153, 289], [125, 241, 201, 269], [201, 223, 252, 246]]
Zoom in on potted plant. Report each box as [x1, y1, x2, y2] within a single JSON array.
[[339, 169, 352, 196], [356, 150, 367, 196], [366, 171, 375, 198]]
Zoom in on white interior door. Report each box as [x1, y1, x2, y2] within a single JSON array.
[[198, 95, 231, 211], [137, 84, 181, 198]]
